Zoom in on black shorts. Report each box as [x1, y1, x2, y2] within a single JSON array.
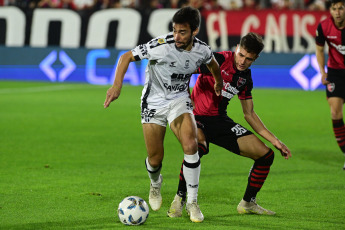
[[326, 68, 345, 100], [195, 115, 253, 155]]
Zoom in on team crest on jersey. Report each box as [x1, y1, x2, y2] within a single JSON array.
[[237, 77, 246, 87], [158, 38, 166, 44], [184, 60, 190, 69], [327, 83, 335, 92]]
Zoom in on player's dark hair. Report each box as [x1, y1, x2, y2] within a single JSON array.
[[240, 32, 264, 56], [325, 0, 345, 9], [172, 6, 201, 32]]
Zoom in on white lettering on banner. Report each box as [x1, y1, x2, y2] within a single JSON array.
[[265, 14, 289, 53], [30, 9, 81, 48], [206, 12, 229, 51], [85, 8, 140, 49], [0, 6, 25, 46], [241, 15, 260, 38], [0, 7, 328, 52], [292, 14, 315, 53], [147, 9, 178, 38]]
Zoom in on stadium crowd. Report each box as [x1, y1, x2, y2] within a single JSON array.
[[0, 0, 328, 13]]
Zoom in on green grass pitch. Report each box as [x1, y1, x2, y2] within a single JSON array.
[[0, 81, 344, 229]]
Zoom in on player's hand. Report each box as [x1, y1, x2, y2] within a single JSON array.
[[273, 140, 291, 160], [104, 86, 121, 108], [214, 81, 223, 96], [321, 73, 330, 85]]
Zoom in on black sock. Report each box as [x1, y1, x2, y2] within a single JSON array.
[[332, 119, 345, 153], [243, 149, 274, 202]]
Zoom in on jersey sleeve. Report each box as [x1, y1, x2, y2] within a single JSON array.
[[131, 34, 169, 61], [197, 52, 226, 74], [238, 70, 253, 100], [315, 23, 326, 46], [131, 43, 150, 61]]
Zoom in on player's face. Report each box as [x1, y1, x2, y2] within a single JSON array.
[[330, 2, 345, 27], [173, 23, 198, 51], [234, 45, 257, 71]]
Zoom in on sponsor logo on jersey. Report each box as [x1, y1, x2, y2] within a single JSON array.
[[169, 62, 176, 67], [163, 82, 188, 92], [222, 81, 239, 99], [171, 73, 192, 81], [224, 82, 239, 94], [327, 83, 335, 92], [221, 90, 235, 99], [184, 60, 190, 69], [327, 36, 337, 39], [330, 42, 345, 55]]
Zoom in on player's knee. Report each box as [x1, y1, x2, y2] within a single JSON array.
[[256, 149, 274, 166], [182, 140, 198, 155], [331, 110, 343, 120], [147, 155, 163, 168], [198, 143, 209, 158]]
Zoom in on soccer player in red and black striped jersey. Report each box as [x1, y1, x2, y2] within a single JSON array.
[[315, 0, 345, 169], [167, 32, 292, 218]]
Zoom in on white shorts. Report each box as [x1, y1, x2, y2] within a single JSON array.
[[141, 96, 193, 127]]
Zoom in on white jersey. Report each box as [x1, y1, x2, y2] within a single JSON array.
[[131, 32, 213, 109]]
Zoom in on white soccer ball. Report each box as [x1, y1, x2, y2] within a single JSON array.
[[117, 196, 149, 225]]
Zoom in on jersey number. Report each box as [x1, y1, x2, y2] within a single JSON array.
[[231, 124, 247, 136]]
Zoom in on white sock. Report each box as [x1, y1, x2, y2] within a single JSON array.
[[145, 157, 162, 187], [183, 152, 200, 204]]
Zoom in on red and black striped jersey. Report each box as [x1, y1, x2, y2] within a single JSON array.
[[316, 16, 345, 69], [192, 51, 253, 116]]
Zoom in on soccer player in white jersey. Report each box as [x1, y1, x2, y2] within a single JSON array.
[[104, 6, 223, 223]]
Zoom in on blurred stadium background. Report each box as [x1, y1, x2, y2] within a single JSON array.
[[0, 4, 329, 90]]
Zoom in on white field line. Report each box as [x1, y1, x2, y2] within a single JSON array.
[[0, 84, 106, 94]]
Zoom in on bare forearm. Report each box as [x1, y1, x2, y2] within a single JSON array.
[[245, 112, 277, 144], [112, 51, 133, 89]]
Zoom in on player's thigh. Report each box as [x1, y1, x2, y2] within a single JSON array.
[[142, 123, 166, 165], [237, 134, 270, 160], [170, 113, 198, 155], [327, 97, 344, 119]]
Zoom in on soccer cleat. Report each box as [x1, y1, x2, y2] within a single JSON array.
[[186, 201, 204, 223], [149, 174, 163, 211], [167, 194, 186, 218], [237, 199, 276, 215]]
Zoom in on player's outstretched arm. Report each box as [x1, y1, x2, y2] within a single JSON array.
[[240, 99, 292, 159], [206, 58, 222, 96], [104, 51, 135, 108]]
